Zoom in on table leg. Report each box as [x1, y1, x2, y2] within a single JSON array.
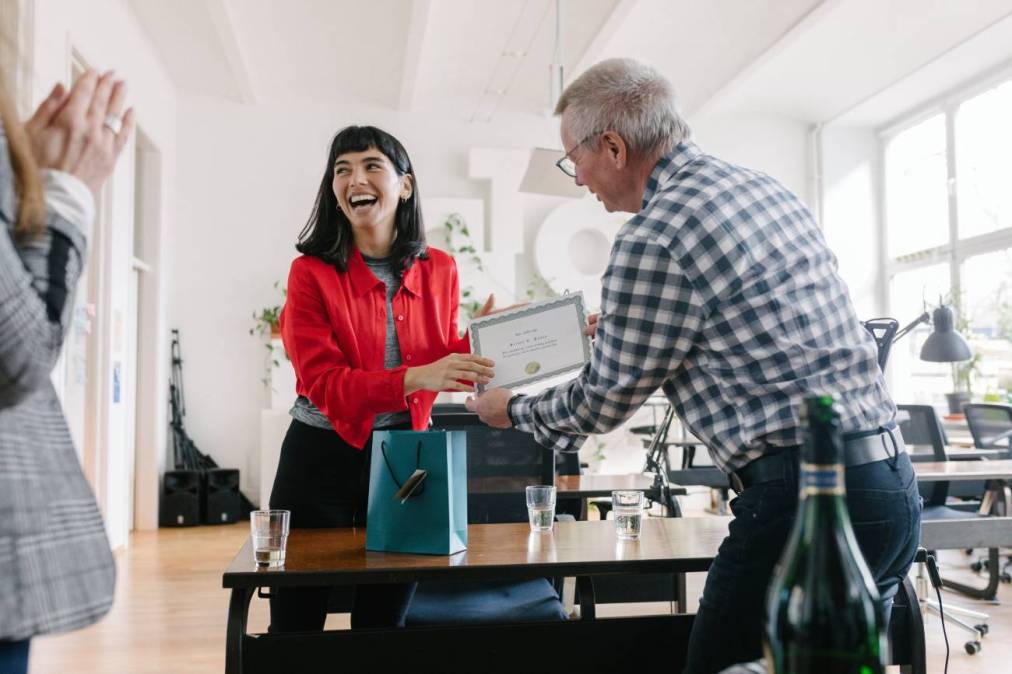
[[662, 483, 682, 517], [576, 576, 596, 620], [979, 489, 994, 516], [225, 587, 253, 674], [676, 572, 687, 613]]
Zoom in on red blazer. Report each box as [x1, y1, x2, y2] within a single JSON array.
[[280, 246, 469, 449]]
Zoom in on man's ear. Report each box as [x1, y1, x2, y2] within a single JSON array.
[[602, 131, 628, 169]]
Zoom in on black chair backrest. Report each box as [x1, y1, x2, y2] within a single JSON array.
[[861, 318, 899, 371], [963, 403, 1012, 451], [896, 404, 948, 506], [430, 403, 554, 524]]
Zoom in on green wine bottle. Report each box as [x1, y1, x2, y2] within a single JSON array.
[[763, 395, 885, 673]]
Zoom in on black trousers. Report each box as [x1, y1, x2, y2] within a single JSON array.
[[268, 419, 417, 631]]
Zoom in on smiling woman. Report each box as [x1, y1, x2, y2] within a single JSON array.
[[268, 125, 497, 634]]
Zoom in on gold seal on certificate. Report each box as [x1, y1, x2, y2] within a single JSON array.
[[469, 293, 592, 392]]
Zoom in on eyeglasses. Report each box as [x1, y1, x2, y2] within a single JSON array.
[[555, 131, 602, 178]]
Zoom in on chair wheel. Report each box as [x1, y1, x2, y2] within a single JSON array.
[[965, 641, 982, 655], [970, 561, 984, 572], [975, 623, 989, 637]]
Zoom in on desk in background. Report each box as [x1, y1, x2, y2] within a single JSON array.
[[914, 459, 1012, 517], [915, 459, 1012, 600], [944, 447, 1009, 460]]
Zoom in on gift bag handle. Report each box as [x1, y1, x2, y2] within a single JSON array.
[[379, 440, 423, 489]]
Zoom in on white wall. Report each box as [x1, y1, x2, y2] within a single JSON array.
[[691, 113, 812, 208], [33, 0, 178, 540], [820, 125, 883, 318]]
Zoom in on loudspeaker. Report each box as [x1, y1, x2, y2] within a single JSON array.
[[203, 468, 242, 524], [159, 470, 203, 527]]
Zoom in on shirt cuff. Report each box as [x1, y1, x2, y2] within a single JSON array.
[[506, 393, 524, 427], [42, 169, 94, 240], [509, 393, 587, 453], [511, 394, 535, 433]]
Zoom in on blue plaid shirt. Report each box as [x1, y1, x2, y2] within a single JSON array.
[[512, 141, 895, 473]]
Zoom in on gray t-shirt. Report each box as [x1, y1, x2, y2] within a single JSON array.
[[289, 254, 412, 431]]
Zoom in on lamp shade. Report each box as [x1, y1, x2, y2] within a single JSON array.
[[919, 305, 972, 362]]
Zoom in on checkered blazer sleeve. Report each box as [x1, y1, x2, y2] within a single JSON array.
[[0, 143, 87, 408]]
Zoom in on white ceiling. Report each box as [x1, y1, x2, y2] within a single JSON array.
[[703, 0, 1012, 123], [129, 0, 1012, 127]]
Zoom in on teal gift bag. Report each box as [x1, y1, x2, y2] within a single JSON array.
[[366, 430, 468, 555]]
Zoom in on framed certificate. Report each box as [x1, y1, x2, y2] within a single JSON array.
[[469, 293, 592, 392]]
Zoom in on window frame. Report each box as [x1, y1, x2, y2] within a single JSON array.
[[880, 64, 1012, 316]]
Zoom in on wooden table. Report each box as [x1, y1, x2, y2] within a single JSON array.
[[468, 473, 688, 498], [913, 459, 1012, 482], [914, 459, 1012, 517], [222, 517, 730, 674], [556, 473, 688, 519], [944, 446, 1009, 460], [555, 473, 688, 498]]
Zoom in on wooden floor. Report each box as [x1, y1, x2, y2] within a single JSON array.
[[28, 516, 1012, 674]]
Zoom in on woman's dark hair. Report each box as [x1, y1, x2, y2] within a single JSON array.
[[296, 125, 427, 275]]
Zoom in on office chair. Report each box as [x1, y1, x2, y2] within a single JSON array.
[[963, 403, 1012, 456], [404, 405, 568, 626], [897, 404, 991, 652]]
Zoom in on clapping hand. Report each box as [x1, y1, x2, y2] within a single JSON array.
[[24, 70, 135, 200]]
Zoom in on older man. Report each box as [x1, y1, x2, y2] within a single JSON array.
[[466, 58, 920, 673]]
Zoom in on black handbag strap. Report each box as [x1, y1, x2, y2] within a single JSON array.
[[379, 440, 423, 489]]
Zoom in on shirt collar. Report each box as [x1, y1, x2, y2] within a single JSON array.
[[641, 141, 703, 210], [346, 246, 422, 297]]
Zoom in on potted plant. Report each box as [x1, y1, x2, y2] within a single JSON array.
[[946, 353, 980, 415], [250, 281, 288, 388], [944, 298, 975, 414]]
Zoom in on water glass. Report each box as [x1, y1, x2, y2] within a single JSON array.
[[251, 509, 290, 568], [526, 485, 556, 532], [612, 490, 644, 540]]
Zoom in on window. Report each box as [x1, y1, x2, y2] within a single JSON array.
[[960, 248, 1012, 394], [884, 75, 1012, 406], [886, 263, 950, 405], [955, 81, 1012, 239], [885, 114, 948, 258]]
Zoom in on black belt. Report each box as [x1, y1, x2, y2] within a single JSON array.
[[728, 424, 905, 494]]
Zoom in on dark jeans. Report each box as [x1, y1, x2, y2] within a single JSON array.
[[268, 419, 416, 631], [683, 451, 922, 674], [0, 639, 30, 674]]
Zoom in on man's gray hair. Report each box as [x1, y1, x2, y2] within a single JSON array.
[[555, 58, 690, 157]]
